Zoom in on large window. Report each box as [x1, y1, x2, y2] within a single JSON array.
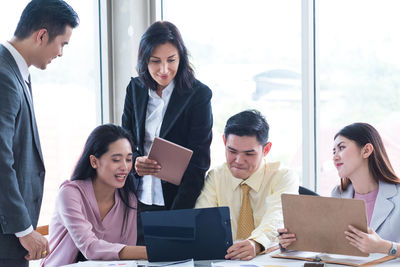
[[2, 0, 400, 229], [162, 0, 400, 193], [317, 0, 400, 195], [0, 1, 102, 226], [163, 0, 303, 178]]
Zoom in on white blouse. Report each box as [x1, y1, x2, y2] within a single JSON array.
[[138, 80, 174, 206]]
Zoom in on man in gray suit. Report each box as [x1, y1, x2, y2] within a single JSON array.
[[0, 1, 79, 266]]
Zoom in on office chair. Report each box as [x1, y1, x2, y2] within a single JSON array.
[[298, 186, 319, 196]]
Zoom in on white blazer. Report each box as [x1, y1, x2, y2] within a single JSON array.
[[332, 180, 400, 242]]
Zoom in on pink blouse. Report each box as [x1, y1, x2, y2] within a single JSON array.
[[354, 188, 379, 226], [41, 179, 137, 267]]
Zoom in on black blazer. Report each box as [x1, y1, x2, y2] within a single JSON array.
[[122, 77, 213, 209], [0, 45, 45, 259]]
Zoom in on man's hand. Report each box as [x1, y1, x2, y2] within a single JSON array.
[[135, 156, 161, 176], [225, 240, 260, 261], [18, 230, 49, 260]]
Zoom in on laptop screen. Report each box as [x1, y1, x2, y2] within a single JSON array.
[[142, 206, 233, 262]]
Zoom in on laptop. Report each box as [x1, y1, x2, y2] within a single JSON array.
[[141, 207, 233, 262]]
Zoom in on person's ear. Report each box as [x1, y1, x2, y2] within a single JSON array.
[[263, 142, 272, 156], [36, 29, 48, 44], [362, 143, 374, 159], [222, 134, 226, 146], [89, 155, 98, 169]]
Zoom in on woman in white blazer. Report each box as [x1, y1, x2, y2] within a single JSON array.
[[279, 123, 400, 257]]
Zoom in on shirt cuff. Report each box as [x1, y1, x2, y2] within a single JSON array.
[[248, 239, 265, 254], [15, 225, 33, 237]]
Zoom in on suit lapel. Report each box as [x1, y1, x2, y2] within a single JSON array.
[[2, 46, 44, 163], [160, 88, 195, 138], [341, 184, 355, 199], [370, 181, 396, 231], [132, 82, 148, 154]]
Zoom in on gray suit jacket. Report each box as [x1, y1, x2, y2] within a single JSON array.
[[332, 180, 400, 242], [0, 44, 45, 259]]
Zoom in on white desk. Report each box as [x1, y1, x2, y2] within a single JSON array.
[[61, 252, 400, 267]]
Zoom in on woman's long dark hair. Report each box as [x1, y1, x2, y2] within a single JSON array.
[[137, 21, 195, 93], [335, 122, 400, 191], [71, 124, 136, 234]]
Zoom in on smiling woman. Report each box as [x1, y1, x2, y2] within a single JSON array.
[[89, 138, 133, 195], [147, 42, 180, 92], [121, 21, 213, 245], [41, 124, 147, 267], [279, 123, 400, 258]]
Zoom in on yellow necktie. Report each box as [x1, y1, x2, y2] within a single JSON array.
[[236, 183, 255, 240]]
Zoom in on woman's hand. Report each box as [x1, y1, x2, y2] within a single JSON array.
[[119, 245, 147, 260], [345, 225, 391, 254], [277, 228, 296, 249], [134, 156, 161, 176]]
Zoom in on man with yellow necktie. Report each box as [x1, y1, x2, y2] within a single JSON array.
[[195, 110, 299, 260]]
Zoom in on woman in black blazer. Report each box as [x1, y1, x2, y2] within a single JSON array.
[[122, 21, 213, 243]]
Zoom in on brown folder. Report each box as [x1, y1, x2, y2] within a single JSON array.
[[281, 193, 368, 257], [271, 250, 396, 266], [147, 137, 193, 185]]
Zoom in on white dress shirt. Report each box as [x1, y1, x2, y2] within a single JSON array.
[[3, 41, 34, 237], [138, 81, 175, 206]]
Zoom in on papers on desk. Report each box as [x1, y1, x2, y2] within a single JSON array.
[[65, 259, 263, 267], [68, 259, 194, 267], [156, 259, 194, 267], [75, 261, 137, 266], [211, 261, 285, 267], [271, 250, 396, 266]]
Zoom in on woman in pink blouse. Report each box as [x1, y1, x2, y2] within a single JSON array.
[[41, 124, 147, 266], [278, 123, 400, 257]]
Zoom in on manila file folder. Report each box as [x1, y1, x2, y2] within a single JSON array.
[[148, 137, 193, 185], [281, 193, 368, 257]]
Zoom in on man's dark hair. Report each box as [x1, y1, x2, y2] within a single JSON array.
[[224, 109, 270, 146], [14, 0, 79, 42]]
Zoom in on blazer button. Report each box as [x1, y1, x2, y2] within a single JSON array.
[[39, 171, 45, 178]]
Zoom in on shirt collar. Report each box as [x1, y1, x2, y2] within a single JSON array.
[[230, 158, 268, 192], [3, 41, 30, 83], [148, 80, 175, 100]]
